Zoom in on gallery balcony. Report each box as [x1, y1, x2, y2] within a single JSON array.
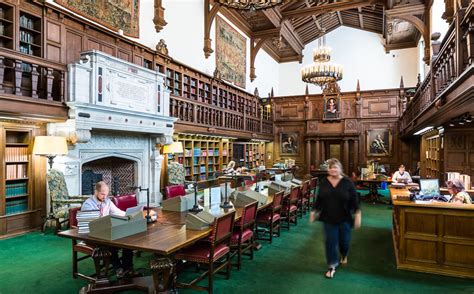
[[0, 48, 68, 120]]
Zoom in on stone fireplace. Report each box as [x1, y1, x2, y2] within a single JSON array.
[[48, 51, 175, 205]]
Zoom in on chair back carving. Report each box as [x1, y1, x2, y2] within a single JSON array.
[[165, 184, 186, 199], [211, 211, 236, 246], [239, 201, 258, 230], [309, 177, 318, 189]]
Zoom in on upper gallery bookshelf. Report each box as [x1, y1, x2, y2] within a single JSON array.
[[0, 3, 14, 51]]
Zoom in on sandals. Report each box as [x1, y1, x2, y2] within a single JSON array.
[[340, 256, 348, 265], [325, 267, 336, 279]]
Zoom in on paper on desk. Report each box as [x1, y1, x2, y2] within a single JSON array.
[[204, 188, 210, 207], [210, 187, 221, 205]]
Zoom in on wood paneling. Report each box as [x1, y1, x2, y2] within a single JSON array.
[[46, 21, 61, 43], [65, 30, 83, 64], [405, 212, 437, 236]]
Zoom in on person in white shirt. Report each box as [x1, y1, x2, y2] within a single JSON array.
[[392, 165, 412, 184], [81, 181, 132, 277]]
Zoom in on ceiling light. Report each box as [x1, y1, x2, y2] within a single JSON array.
[[414, 126, 434, 135]]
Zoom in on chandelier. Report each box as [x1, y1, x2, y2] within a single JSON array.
[[217, 0, 283, 10], [301, 36, 343, 88]]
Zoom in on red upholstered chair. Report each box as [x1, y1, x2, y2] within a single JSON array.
[[165, 184, 186, 199], [111, 194, 137, 211], [281, 186, 300, 229], [175, 211, 236, 294], [231, 201, 258, 270], [308, 177, 318, 209], [256, 191, 284, 243], [297, 181, 310, 217]]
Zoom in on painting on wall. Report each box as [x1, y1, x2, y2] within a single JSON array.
[[216, 16, 246, 88], [280, 133, 299, 155], [367, 129, 392, 156], [55, 0, 140, 38], [323, 96, 341, 120]]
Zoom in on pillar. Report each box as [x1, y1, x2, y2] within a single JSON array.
[[321, 140, 325, 162], [343, 138, 349, 173], [315, 139, 320, 168], [354, 139, 359, 172], [306, 139, 312, 173]]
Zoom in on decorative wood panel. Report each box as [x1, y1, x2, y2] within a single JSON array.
[[65, 30, 83, 64], [444, 130, 474, 178], [46, 44, 61, 63], [46, 21, 61, 43], [405, 239, 437, 263], [405, 212, 437, 236]]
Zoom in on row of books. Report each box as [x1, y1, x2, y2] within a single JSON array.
[[193, 166, 207, 173], [5, 164, 28, 180], [76, 210, 101, 234], [5, 147, 28, 162], [5, 182, 28, 197], [5, 199, 28, 215]]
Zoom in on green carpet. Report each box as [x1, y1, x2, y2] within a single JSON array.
[[1, 195, 473, 294]]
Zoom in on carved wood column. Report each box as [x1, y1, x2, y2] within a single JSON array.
[[306, 139, 312, 173], [354, 139, 360, 171], [321, 140, 325, 162], [46, 68, 54, 100], [315, 139, 320, 168], [203, 0, 220, 58], [14, 60, 22, 95], [343, 138, 349, 173], [0, 56, 5, 94], [31, 64, 39, 99]]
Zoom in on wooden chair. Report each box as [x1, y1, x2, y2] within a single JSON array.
[[175, 211, 236, 294], [297, 180, 310, 217], [230, 201, 258, 270], [308, 177, 318, 210], [255, 191, 284, 243], [281, 186, 300, 229]]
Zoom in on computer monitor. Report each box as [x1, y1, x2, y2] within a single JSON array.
[[419, 179, 440, 197]]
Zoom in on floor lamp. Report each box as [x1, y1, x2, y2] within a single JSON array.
[[33, 136, 68, 233]]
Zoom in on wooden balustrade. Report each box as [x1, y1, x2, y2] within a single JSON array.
[[400, 4, 473, 133], [0, 48, 66, 103], [170, 95, 272, 134]]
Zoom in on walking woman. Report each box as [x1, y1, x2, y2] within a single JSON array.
[[310, 158, 361, 278]]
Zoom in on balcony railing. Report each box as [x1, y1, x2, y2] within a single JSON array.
[[170, 95, 272, 134], [0, 48, 66, 103], [400, 4, 473, 133]]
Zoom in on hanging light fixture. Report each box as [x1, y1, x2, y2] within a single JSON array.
[[301, 34, 344, 88], [218, 0, 283, 10]]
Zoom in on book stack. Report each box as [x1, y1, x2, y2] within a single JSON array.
[[186, 210, 216, 231], [6, 164, 27, 179], [5, 147, 28, 161], [76, 210, 101, 234], [460, 174, 471, 190], [5, 199, 28, 215], [5, 182, 28, 197]]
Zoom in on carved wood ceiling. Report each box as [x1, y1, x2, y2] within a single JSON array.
[[213, 0, 429, 64]]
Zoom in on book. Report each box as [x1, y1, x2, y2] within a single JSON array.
[[185, 210, 215, 231], [76, 210, 100, 234]]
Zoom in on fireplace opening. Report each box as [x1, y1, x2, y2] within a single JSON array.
[[81, 156, 138, 196]]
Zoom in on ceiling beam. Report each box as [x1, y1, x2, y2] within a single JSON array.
[[305, 0, 322, 31], [358, 7, 364, 29], [253, 27, 280, 38], [385, 3, 426, 17], [336, 11, 343, 25], [281, 0, 380, 21]]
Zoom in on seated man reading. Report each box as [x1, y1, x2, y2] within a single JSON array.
[[392, 164, 412, 184], [81, 181, 134, 278]]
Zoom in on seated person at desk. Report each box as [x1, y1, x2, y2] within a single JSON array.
[[392, 165, 412, 184], [223, 160, 236, 174], [446, 179, 472, 204], [81, 181, 134, 277]]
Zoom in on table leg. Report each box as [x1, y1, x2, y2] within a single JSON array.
[[150, 256, 177, 293]]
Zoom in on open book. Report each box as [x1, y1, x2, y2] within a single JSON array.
[[185, 210, 216, 231]]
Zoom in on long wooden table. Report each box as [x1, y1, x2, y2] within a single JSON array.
[[58, 188, 276, 293], [390, 186, 474, 279]]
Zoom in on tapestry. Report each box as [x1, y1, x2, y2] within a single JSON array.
[[55, 0, 140, 38], [216, 16, 246, 88]]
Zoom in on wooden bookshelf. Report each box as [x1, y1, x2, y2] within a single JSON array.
[[420, 130, 443, 180], [19, 11, 42, 57], [233, 142, 266, 170], [167, 134, 234, 181], [0, 3, 14, 51], [2, 130, 31, 216], [166, 68, 182, 96]]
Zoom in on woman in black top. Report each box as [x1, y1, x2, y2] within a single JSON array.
[[310, 158, 361, 279]]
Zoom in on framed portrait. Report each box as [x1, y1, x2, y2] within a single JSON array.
[[367, 129, 392, 156], [280, 133, 298, 155], [323, 96, 340, 120]]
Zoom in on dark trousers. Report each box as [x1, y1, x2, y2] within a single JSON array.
[[110, 247, 134, 270], [323, 221, 352, 268]]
